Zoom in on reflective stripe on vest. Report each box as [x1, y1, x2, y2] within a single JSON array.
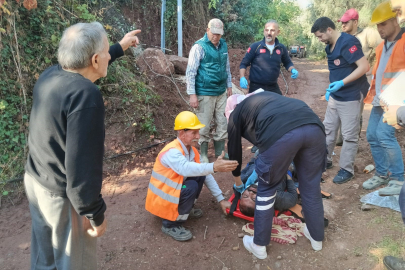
[[148, 182, 180, 204], [151, 171, 183, 191], [364, 32, 405, 104], [145, 139, 201, 221]]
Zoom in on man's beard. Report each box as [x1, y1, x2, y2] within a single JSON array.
[[265, 36, 273, 42]]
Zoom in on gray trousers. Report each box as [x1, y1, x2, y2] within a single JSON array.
[[25, 173, 97, 270], [195, 91, 228, 144], [323, 96, 363, 174]]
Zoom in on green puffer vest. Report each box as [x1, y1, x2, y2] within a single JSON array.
[[194, 33, 228, 96]]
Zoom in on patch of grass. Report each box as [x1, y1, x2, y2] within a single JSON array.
[[369, 237, 405, 265], [353, 246, 363, 257]]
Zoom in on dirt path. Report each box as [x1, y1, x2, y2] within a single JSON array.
[[1, 59, 404, 270]]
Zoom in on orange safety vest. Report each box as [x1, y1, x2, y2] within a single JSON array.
[[145, 139, 201, 221], [364, 31, 405, 104]]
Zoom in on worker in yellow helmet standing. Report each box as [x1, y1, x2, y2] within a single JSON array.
[[362, 1, 404, 196], [380, 1, 405, 269], [145, 111, 238, 241]]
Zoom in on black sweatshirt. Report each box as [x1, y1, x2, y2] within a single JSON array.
[[227, 92, 325, 177], [25, 43, 124, 226]]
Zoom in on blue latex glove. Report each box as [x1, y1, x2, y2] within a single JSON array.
[[240, 77, 248, 89], [233, 183, 245, 194], [291, 68, 299, 79], [325, 91, 331, 101], [245, 170, 258, 187], [326, 80, 344, 93]]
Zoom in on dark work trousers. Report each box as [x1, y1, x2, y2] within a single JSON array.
[[400, 183, 405, 224], [162, 176, 205, 228], [249, 82, 282, 95], [253, 124, 326, 246]]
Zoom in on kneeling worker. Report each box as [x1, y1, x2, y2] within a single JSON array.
[[145, 111, 238, 241], [227, 91, 326, 259]]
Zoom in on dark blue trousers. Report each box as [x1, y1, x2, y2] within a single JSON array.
[[400, 184, 405, 224], [162, 176, 205, 228], [253, 124, 326, 246], [249, 82, 282, 95]]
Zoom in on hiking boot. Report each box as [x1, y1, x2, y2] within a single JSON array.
[[362, 175, 389, 190], [214, 140, 229, 159], [383, 256, 405, 270], [189, 208, 203, 219], [333, 168, 354, 184], [251, 145, 258, 153], [161, 225, 193, 241], [200, 142, 209, 163], [242, 235, 267, 259], [326, 161, 333, 169], [303, 224, 322, 251], [378, 180, 404, 196]]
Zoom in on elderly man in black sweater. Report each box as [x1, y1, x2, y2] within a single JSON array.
[[227, 91, 327, 259], [25, 22, 140, 270]]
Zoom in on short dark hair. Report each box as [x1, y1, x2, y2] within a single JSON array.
[[311, 17, 336, 33], [239, 200, 255, 217]]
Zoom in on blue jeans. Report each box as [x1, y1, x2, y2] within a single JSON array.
[[400, 184, 405, 224], [366, 106, 404, 181]]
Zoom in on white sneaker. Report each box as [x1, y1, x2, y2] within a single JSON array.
[[304, 225, 322, 251], [243, 235, 267, 259]]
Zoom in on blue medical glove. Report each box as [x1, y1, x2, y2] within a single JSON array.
[[326, 80, 344, 93], [291, 68, 299, 79], [233, 183, 245, 194], [240, 77, 248, 89], [245, 170, 258, 187], [325, 91, 331, 101]]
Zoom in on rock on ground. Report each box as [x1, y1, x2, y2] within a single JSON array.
[[166, 55, 188, 75], [136, 48, 175, 76]]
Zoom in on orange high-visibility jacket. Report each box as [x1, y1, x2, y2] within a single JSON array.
[[145, 139, 200, 221], [364, 31, 405, 104]]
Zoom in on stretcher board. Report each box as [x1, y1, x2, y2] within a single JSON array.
[[226, 194, 279, 222]]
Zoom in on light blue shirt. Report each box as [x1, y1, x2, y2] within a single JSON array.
[[160, 138, 225, 202]]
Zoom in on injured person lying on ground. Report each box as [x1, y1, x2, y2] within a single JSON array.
[[235, 157, 298, 216]]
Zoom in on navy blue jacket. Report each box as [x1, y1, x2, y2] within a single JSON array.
[[240, 38, 294, 85]]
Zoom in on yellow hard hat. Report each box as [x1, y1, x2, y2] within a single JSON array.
[[174, 111, 205, 130], [370, 1, 397, 25]]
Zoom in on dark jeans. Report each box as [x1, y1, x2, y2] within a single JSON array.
[[249, 82, 282, 95], [162, 176, 205, 228], [253, 124, 326, 246]]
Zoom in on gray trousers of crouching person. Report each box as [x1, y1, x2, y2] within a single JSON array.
[[24, 173, 97, 270], [195, 91, 228, 144], [323, 95, 363, 174]]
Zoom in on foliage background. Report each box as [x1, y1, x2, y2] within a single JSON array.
[[0, 0, 396, 186]]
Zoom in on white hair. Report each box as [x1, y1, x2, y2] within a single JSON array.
[[58, 22, 107, 69]]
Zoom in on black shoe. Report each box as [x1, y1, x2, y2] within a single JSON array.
[[251, 145, 258, 153], [383, 256, 405, 270], [326, 161, 333, 169], [333, 168, 354, 184]]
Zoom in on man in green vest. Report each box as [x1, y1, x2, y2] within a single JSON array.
[[186, 18, 233, 163]]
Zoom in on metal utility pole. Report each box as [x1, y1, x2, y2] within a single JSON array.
[[161, 0, 166, 53], [177, 0, 182, 57]]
